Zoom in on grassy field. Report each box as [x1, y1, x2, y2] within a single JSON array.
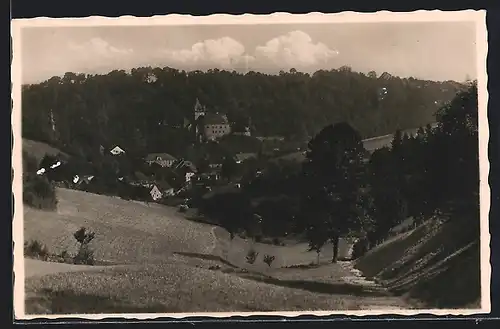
[[23, 188, 411, 314], [24, 188, 216, 264]]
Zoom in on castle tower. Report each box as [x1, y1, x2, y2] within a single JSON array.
[[193, 98, 206, 143], [194, 98, 205, 121]]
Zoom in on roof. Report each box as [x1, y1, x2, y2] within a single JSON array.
[[134, 171, 150, 181], [181, 160, 198, 172], [194, 98, 206, 112], [110, 146, 125, 152], [202, 113, 229, 125], [145, 153, 177, 162], [154, 181, 173, 190], [235, 153, 257, 162]]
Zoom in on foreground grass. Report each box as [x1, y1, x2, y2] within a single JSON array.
[[24, 188, 411, 314]]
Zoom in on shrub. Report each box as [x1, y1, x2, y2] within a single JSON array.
[[58, 249, 72, 263], [246, 249, 259, 264], [73, 244, 95, 265], [254, 235, 262, 243], [263, 254, 276, 267], [73, 227, 96, 265], [24, 240, 49, 260], [272, 237, 281, 246], [73, 227, 95, 245], [23, 174, 58, 210]]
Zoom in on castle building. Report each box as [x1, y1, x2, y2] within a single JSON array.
[[192, 98, 231, 142], [202, 113, 231, 141]]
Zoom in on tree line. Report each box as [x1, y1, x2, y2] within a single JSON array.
[[22, 66, 465, 161]]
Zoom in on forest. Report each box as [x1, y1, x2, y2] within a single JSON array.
[[22, 66, 466, 161]]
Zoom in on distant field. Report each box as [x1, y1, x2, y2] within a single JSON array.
[[355, 214, 481, 309], [213, 227, 355, 272], [22, 139, 69, 164], [272, 124, 437, 163]]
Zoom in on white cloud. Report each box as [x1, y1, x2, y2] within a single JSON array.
[[254, 31, 338, 69], [68, 37, 133, 58], [23, 37, 136, 83], [22, 32, 339, 83], [162, 37, 254, 69]]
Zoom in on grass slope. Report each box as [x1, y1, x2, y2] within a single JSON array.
[[24, 188, 216, 264], [22, 139, 69, 164], [354, 214, 481, 309], [24, 188, 410, 314]]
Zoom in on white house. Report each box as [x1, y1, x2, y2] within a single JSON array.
[[110, 146, 125, 155], [185, 172, 195, 183], [150, 185, 163, 201], [145, 153, 177, 168]]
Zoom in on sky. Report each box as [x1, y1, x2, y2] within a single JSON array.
[[20, 21, 477, 84]]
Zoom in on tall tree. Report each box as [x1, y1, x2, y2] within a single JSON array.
[[301, 122, 368, 263]]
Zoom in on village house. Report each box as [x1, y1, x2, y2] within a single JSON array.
[[149, 182, 175, 201], [149, 185, 163, 201], [72, 174, 95, 186], [185, 172, 195, 183], [208, 163, 222, 170], [174, 159, 198, 173], [110, 146, 125, 156], [145, 153, 177, 168]]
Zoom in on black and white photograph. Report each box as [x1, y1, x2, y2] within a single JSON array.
[[12, 10, 490, 319]]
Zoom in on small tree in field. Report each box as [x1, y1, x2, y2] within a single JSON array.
[[73, 227, 96, 265], [308, 239, 325, 265], [263, 254, 276, 267], [246, 248, 259, 264]]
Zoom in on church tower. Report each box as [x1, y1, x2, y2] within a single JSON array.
[[194, 98, 205, 121], [193, 98, 206, 143]]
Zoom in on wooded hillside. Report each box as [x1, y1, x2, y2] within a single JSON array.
[[22, 66, 465, 159]]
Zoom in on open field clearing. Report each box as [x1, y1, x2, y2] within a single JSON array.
[[212, 227, 354, 272], [24, 188, 216, 264], [23, 188, 414, 314]]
